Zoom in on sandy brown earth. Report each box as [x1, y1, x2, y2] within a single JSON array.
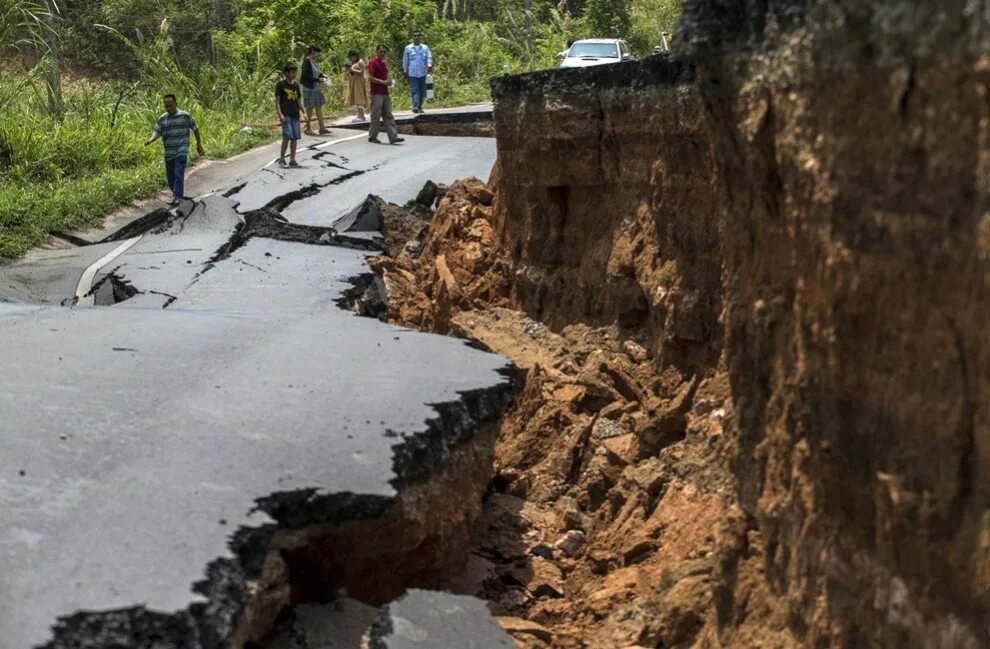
[[367, 179, 761, 648]]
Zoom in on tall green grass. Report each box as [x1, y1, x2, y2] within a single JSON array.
[[0, 66, 280, 258]]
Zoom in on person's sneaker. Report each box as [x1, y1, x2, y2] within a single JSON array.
[[412, 108, 421, 114], [278, 158, 288, 168], [369, 138, 383, 144], [168, 198, 181, 207], [289, 160, 301, 168], [390, 137, 406, 145]]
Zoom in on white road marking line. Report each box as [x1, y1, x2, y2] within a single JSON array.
[[74, 237, 143, 306], [314, 132, 368, 149]]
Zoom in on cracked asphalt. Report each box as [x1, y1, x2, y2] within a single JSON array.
[[0, 132, 510, 648]]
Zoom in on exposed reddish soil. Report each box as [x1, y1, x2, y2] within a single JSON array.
[[367, 174, 745, 648]]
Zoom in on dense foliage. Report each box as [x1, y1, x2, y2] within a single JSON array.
[[0, 0, 683, 257]]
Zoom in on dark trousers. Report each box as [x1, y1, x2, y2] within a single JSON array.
[[409, 75, 427, 110], [165, 155, 188, 201]]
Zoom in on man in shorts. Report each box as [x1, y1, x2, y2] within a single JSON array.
[[275, 62, 304, 167]]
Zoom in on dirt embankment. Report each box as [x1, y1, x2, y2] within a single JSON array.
[[677, 2, 990, 646], [370, 58, 735, 648], [369, 4, 990, 646]]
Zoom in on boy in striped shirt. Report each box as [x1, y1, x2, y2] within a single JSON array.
[[145, 94, 205, 206]]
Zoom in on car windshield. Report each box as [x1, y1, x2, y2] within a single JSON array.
[[568, 43, 619, 58]]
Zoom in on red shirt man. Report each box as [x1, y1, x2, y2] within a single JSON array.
[[366, 45, 403, 144], [368, 55, 389, 96]]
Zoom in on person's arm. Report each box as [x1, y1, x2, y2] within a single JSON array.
[[192, 128, 205, 157], [187, 116, 205, 157], [402, 46, 410, 80], [427, 46, 433, 74], [275, 87, 284, 124], [144, 120, 161, 146]]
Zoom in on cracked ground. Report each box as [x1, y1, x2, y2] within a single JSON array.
[[0, 133, 516, 648]]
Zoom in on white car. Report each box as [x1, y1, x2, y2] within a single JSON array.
[[559, 39, 633, 68]]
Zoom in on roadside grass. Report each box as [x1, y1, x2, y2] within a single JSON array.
[[0, 71, 489, 260]]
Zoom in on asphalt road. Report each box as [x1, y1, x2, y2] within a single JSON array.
[[0, 132, 508, 648]]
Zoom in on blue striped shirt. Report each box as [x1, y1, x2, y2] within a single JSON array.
[[153, 110, 198, 161]]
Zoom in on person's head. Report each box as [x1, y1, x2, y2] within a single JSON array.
[[412, 31, 423, 45], [566, 39, 574, 48], [283, 62, 298, 79], [306, 44, 321, 59], [163, 94, 177, 114], [375, 44, 388, 60], [347, 49, 360, 63]]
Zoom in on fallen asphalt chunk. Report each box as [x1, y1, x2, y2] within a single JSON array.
[[370, 590, 516, 649]]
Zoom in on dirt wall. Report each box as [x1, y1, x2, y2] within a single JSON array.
[[373, 10, 990, 643], [490, 59, 722, 375], [677, 1, 990, 646]]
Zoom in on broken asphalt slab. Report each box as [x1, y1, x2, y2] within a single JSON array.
[[370, 590, 515, 649], [0, 257, 513, 648], [0, 134, 511, 648]]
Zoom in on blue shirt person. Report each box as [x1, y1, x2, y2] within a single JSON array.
[[402, 31, 433, 113], [144, 94, 205, 206]]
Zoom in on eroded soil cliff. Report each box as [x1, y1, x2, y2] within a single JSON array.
[[369, 4, 990, 646]]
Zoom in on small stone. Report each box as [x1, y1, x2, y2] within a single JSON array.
[[622, 339, 649, 363], [509, 557, 565, 598], [530, 543, 554, 560], [593, 417, 625, 440], [414, 180, 439, 208], [603, 434, 638, 466], [497, 617, 553, 643], [554, 530, 586, 557], [626, 457, 667, 495]]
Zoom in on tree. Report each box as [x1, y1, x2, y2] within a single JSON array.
[[584, 0, 630, 38]]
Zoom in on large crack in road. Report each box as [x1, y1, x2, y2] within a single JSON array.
[[0, 133, 515, 648]]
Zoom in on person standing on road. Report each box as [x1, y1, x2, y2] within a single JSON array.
[[275, 62, 305, 167], [402, 31, 433, 114], [367, 45, 404, 145], [345, 49, 370, 123], [301, 44, 331, 136], [144, 94, 205, 207]]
